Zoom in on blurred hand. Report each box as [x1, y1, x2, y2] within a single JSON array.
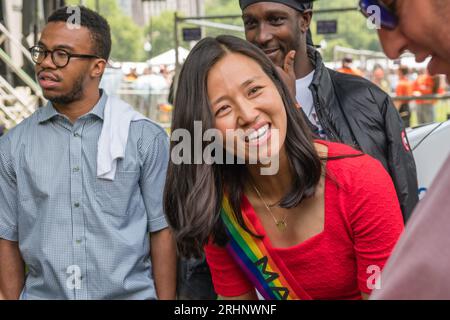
[[275, 50, 297, 102]]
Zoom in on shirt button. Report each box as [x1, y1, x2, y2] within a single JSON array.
[[73, 167, 80, 173], [74, 133, 80, 138], [76, 239, 82, 244], [74, 202, 80, 208]]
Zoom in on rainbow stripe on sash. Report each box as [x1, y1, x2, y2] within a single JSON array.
[[220, 195, 311, 300]]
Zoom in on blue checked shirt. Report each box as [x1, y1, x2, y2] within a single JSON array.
[[0, 91, 169, 299]]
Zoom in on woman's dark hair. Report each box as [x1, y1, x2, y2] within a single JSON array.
[[164, 35, 322, 258]]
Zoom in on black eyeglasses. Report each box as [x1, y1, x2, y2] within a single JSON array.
[[29, 46, 101, 68], [359, 0, 398, 30]]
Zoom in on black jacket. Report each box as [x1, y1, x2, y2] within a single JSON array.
[[305, 49, 418, 222]]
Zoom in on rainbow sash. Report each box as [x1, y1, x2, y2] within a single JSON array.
[[220, 195, 312, 300]]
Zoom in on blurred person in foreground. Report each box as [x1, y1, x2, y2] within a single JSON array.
[[359, 0, 450, 299]]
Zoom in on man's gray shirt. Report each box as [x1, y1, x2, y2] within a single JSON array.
[[0, 92, 169, 299]]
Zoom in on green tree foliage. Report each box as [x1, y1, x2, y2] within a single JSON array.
[[145, 10, 191, 58], [146, 0, 381, 62], [66, 0, 146, 61], [202, 0, 381, 61], [146, 0, 242, 57], [312, 0, 382, 60], [203, 0, 244, 39]]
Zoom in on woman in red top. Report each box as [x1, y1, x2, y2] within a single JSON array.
[[164, 35, 404, 300]]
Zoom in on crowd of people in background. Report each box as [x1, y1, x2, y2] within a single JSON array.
[[123, 65, 173, 88], [115, 49, 450, 131], [335, 56, 449, 127]]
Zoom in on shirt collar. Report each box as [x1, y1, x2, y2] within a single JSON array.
[[89, 90, 108, 120], [37, 101, 59, 123], [38, 90, 108, 124]]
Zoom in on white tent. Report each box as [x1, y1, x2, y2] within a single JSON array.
[[148, 47, 190, 67]]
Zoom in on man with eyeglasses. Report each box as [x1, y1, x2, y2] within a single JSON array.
[[0, 6, 176, 300], [358, 0, 450, 300]]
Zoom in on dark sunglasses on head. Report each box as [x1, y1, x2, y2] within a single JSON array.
[[359, 0, 398, 30]]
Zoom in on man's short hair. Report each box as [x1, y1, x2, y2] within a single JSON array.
[[48, 6, 111, 61]]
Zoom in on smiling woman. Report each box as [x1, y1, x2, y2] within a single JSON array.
[[164, 35, 404, 300]]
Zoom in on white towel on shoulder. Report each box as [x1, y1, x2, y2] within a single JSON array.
[[97, 95, 148, 181]]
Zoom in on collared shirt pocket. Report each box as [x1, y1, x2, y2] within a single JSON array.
[[95, 171, 140, 217]]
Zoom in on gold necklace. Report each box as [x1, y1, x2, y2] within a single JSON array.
[[250, 181, 288, 231]]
